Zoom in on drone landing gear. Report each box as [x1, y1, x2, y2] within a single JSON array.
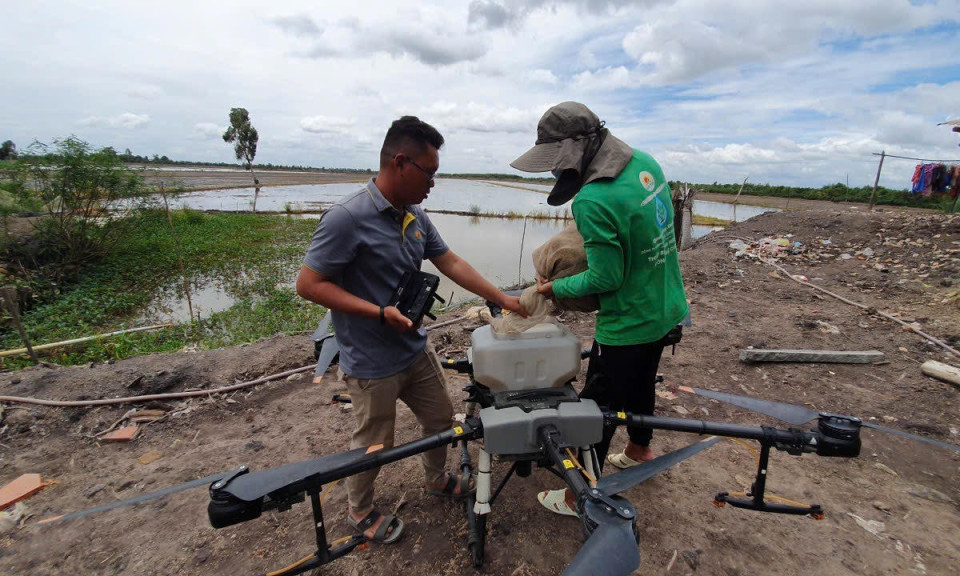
[[459, 440, 485, 568], [466, 451, 537, 568], [214, 481, 367, 576], [713, 442, 824, 519]]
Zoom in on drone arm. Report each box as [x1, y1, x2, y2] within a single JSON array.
[[605, 411, 860, 518], [604, 412, 860, 458], [537, 425, 634, 521]]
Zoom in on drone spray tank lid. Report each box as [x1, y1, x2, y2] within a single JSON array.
[[469, 322, 581, 392]]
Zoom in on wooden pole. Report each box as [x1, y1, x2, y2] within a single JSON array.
[[160, 183, 194, 322], [0, 323, 171, 359], [869, 150, 885, 211], [732, 176, 748, 205], [518, 216, 527, 286], [1, 286, 38, 363]]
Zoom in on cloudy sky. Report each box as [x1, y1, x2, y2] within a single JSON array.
[[3, 0, 959, 188]]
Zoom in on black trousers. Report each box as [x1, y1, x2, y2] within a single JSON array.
[[579, 335, 669, 471]]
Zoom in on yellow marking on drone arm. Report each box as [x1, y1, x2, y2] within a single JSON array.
[[562, 459, 575, 469], [453, 426, 463, 435]]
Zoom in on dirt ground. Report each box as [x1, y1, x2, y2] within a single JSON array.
[[2, 204, 960, 576]]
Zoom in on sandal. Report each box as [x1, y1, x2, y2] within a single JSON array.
[[426, 472, 475, 499], [348, 509, 404, 544], [537, 489, 578, 517], [606, 451, 652, 470]]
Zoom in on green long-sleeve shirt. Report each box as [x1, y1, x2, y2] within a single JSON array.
[[553, 150, 689, 345]]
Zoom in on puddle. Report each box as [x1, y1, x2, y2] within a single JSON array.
[[140, 281, 237, 323]]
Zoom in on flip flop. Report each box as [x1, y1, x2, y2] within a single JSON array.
[[537, 489, 578, 517], [348, 509, 404, 544], [606, 451, 648, 469], [426, 472, 475, 499]]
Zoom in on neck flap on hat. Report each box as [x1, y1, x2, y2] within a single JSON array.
[[546, 128, 634, 206]]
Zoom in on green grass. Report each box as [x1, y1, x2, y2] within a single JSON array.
[[691, 215, 733, 226], [681, 181, 952, 210], [0, 211, 324, 369]]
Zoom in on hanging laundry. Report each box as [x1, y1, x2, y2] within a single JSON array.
[[911, 164, 924, 193], [920, 164, 936, 196]]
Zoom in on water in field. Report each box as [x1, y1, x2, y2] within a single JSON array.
[[146, 180, 777, 320]]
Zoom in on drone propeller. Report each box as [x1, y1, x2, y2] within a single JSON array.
[[311, 311, 340, 384], [677, 386, 818, 426], [678, 386, 960, 453], [858, 421, 960, 453], [38, 468, 240, 525], [313, 336, 340, 384], [559, 438, 720, 576], [311, 311, 332, 341], [562, 499, 640, 576], [596, 436, 722, 497]]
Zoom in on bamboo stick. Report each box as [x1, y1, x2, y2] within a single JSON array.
[[1, 286, 38, 363], [0, 323, 172, 359]]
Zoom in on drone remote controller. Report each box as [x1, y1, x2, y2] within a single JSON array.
[[388, 270, 445, 325]]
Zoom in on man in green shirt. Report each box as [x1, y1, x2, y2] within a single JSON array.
[[510, 102, 689, 516]]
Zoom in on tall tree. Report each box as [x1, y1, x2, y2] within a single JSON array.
[[0, 140, 17, 161], [222, 108, 261, 212]]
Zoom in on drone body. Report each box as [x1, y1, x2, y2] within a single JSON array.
[[205, 319, 869, 576]]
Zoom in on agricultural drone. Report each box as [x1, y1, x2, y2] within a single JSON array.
[[43, 298, 960, 576]]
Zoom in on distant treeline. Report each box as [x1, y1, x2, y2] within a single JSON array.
[[675, 181, 947, 209], [116, 150, 555, 181], [114, 149, 374, 174]]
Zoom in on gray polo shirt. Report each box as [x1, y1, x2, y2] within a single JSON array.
[[303, 179, 449, 379]]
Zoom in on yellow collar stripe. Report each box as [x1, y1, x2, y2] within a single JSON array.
[[401, 211, 416, 237]]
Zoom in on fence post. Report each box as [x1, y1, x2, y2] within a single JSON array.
[[1, 285, 38, 364], [869, 150, 885, 211]]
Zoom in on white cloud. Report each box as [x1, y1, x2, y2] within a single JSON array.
[[621, 0, 955, 85], [271, 14, 322, 37], [2, 0, 958, 186], [422, 102, 541, 133], [78, 113, 150, 129], [127, 85, 164, 100], [572, 66, 631, 90], [529, 69, 558, 84], [300, 115, 357, 134], [193, 122, 224, 139]]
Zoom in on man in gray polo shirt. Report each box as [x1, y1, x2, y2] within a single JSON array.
[[296, 116, 527, 544]]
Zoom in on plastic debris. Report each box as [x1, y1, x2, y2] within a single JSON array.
[[0, 474, 49, 511], [102, 426, 140, 442]]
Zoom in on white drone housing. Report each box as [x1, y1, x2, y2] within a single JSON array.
[[468, 322, 581, 391], [468, 322, 602, 457]]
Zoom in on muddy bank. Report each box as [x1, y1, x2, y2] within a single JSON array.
[[1, 207, 959, 575]]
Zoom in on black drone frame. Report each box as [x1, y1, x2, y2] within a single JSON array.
[[205, 406, 862, 576]]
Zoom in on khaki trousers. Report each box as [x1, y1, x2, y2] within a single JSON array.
[[341, 348, 454, 514]]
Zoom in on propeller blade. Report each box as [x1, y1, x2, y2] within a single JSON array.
[[219, 447, 372, 502], [563, 501, 639, 576], [678, 386, 819, 426], [311, 312, 332, 341], [38, 469, 238, 525], [680, 387, 960, 453], [862, 422, 960, 453], [597, 437, 721, 496], [313, 336, 340, 384]]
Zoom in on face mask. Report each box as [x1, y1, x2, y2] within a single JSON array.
[[547, 169, 583, 206]]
